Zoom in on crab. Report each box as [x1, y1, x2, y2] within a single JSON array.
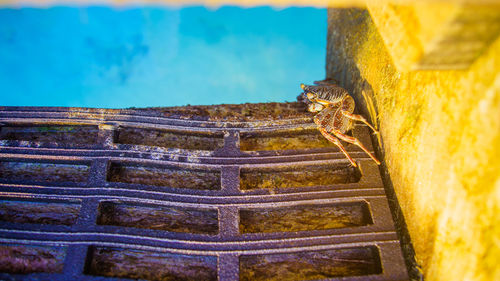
[[299, 79, 380, 167]]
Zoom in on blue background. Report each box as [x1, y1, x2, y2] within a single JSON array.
[[0, 6, 326, 108]]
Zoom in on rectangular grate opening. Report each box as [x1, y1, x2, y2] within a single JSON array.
[[0, 199, 81, 226], [97, 201, 219, 234], [0, 161, 90, 184], [240, 129, 333, 151], [0, 125, 98, 147], [116, 127, 224, 151], [108, 162, 220, 190], [240, 163, 361, 190], [0, 244, 67, 274], [239, 201, 373, 233], [239, 246, 382, 281], [85, 246, 217, 281]]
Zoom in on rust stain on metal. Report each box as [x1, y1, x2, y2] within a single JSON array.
[[107, 162, 221, 190], [240, 246, 382, 281], [240, 163, 361, 190], [87, 247, 218, 281], [0, 244, 67, 274], [97, 201, 219, 234], [0, 200, 81, 226], [239, 201, 372, 233]]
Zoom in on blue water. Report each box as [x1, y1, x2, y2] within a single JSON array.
[[0, 6, 326, 108]]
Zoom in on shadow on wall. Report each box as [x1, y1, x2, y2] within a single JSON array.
[[326, 8, 423, 281]]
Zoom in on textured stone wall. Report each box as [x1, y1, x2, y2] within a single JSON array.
[[327, 7, 500, 281]]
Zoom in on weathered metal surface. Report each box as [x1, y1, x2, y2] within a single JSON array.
[[0, 104, 408, 281]]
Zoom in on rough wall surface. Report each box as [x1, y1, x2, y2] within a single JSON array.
[[327, 8, 500, 281]]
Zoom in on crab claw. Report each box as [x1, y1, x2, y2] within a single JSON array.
[[308, 103, 324, 112], [300, 83, 306, 90]]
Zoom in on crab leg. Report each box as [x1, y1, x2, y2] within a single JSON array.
[[319, 128, 358, 167], [332, 129, 381, 165], [340, 110, 378, 133]]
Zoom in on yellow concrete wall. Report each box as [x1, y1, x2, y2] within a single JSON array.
[[327, 7, 500, 281]]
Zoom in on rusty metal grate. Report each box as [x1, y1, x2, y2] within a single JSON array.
[[0, 105, 409, 281]]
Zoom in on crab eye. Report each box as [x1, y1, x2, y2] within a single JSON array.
[[300, 83, 306, 90], [306, 92, 317, 101]]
